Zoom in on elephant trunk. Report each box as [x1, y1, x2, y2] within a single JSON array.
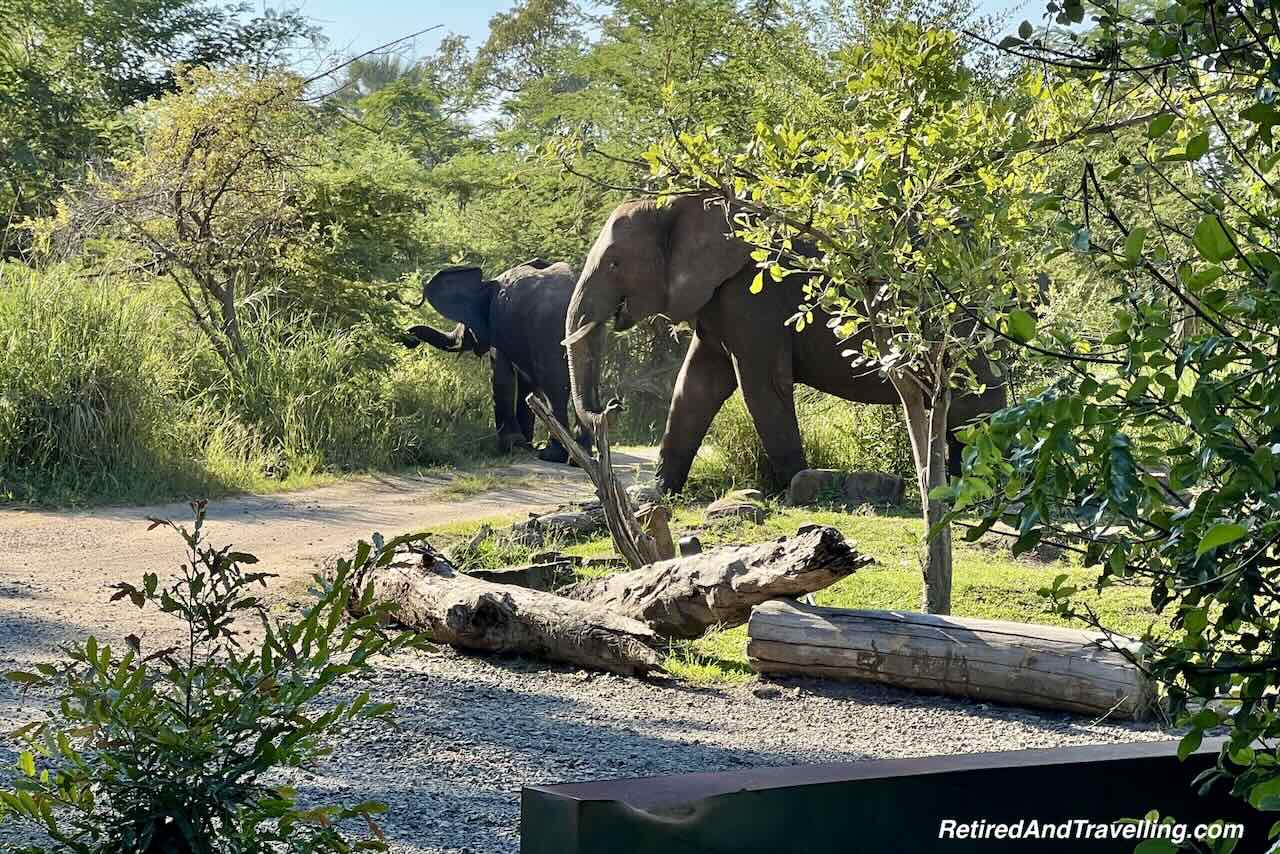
[[564, 280, 613, 429], [405, 323, 467, 353]]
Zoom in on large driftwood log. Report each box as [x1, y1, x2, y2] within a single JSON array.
[[559, 525, 872, 639], [356, 550, 661, 676], [747, 600, 1153, 720]]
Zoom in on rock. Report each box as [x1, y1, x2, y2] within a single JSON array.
[[705, 489, 768, 524], [626, 481, 663, 507], [508, 504, 605, 546], [843, 471, 907, 505], [786, 469, 906, 507], [975, 521, 1066, 564], [752, 684, 783, 700]]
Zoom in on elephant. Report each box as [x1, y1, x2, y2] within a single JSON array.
[[403, 259, 589, 463], [564, 194, 1007, 494]]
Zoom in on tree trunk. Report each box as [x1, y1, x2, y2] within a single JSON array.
[[558, 525, 872, 639], [897, 380, 953, 615], [747, 600, 1154, 720], [353, 548, 661, 676]]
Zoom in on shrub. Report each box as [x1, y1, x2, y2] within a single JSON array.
[[0, 501, 428, 852], [0, 266, 194, 502], [0, 265, 497, 504]]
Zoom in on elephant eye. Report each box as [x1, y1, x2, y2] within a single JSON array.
[[608, 259, 619, 270]]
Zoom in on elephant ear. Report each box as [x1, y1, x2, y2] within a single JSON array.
[[424, 266, 494, 342], [663, 196, 752, 322]]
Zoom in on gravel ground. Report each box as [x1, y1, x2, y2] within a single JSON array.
[[0, 458, 1171, 852], [0, 643, 1169, 853]]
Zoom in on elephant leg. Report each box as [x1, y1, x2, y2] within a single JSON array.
[[658, 333, 738, 493], [515, 374, 536, 443], [731, 344, 806, 494], [536, 382, 573, 464], [492, 353, 527, 453]]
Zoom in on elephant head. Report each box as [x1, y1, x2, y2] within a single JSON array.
[[565, 194, 751, 424], [400, 266, 495, 356]]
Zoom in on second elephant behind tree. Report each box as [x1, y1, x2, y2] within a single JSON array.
[[403, 259, 588, 463]]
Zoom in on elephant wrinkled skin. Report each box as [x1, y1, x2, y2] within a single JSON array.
[[404, 259, 589, 463], [565, 194, 1007, 493]]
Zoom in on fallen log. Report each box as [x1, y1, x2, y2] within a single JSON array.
[[355, 549, 661, 676], [559, 525, 872, 639], [747, 600, 1154, 720]]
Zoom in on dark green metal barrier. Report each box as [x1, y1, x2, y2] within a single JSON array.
[[522, 739, 1271, 853]]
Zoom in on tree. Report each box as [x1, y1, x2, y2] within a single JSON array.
[[0, 0, 315, 255], [950, 0, 1280, 832], [652, 24, 1042, 613]]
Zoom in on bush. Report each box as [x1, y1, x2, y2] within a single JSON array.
[[687, 389, 914, 497], [0, 266, 195, 502], [0, 501, 426, 851], [0, 265, 496, 504]]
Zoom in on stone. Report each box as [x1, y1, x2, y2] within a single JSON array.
[[508, 504, 605, 546], [752, 684, 783, 700], [626, 481, 663, 507], [705, 489, 768, 524], [786, 469, 906, 507], [841, 471, 907, 506]]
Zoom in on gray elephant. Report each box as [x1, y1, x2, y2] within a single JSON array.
[[564, 194, 1007, 493], [403, 259, 588, 463]]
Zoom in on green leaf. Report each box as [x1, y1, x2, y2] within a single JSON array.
[[1018, 20, 1033, 39], [1124, 228, 1147, 265], [1185, 131, 1210, 160], [1193, 215, 1235, 263], [1006, 309, 1037, 343], [1249, 776, 1280, 810], [749, 271, 764, 294], [1177, 728, 1203, 760], [17, 751, 35, 777], [1134, 841, 1177, 854], [1148, 114, 1175, 139], [1197, 522, 1248, 556]]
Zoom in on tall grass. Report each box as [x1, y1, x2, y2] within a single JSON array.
[[687, 388, 914, 497], [0, 266, 195, 502], [0, 265, 494, 505]]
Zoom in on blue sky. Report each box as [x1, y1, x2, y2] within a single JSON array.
[[268, 0, 1022, 62], [276, 1, 523, 58]]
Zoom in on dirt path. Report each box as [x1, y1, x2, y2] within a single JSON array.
[[0, 450, 656, 669]]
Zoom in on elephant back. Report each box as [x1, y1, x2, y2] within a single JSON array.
[[487, 260, 578, 384]]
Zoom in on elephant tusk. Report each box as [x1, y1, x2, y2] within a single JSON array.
[[561, 320, 599, 348]]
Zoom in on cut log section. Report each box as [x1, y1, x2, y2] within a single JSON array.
[[747, 600, 1154, 720], [355, 550, 660, 676], [560, 525, 872, 639]]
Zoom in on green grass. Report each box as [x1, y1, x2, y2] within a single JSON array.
[[436, 503, 1163, 686], [0, 264, 496, 507]]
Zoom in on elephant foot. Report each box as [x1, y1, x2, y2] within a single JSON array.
[[536, 444, 570, 464], [498, 433, 533, 455]]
